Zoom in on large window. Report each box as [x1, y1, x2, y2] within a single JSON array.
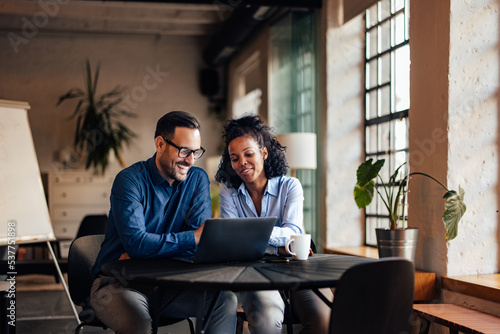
[[269, 11, 318, 245], [364, 0, 410, 246]]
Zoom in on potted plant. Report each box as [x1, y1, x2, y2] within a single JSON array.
[[354, 158, 466, 261], [57, 59, 136, 175]]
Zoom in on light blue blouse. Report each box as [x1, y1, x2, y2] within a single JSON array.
[[219, 175, 304, 254]]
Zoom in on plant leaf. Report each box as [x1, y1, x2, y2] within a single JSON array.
[[354, 180, 375, 209], [442, 186, 466, 241], [57, 60, 135, 174], [356, 158, 385, 187]]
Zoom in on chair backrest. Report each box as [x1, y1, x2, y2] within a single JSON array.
[[68, 234, 105, 306], [329, 258, 414, 334], [76, 215, 108, 239]]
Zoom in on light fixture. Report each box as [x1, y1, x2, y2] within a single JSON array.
[[277, 132, 317, 178]]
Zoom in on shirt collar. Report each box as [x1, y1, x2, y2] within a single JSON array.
[[148, 154, 171, 187], [266, 177, 280, 197], [236, 176, 280, 198]]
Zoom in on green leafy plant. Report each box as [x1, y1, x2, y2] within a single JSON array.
[[354, 159, 466, 241], [57, 59, 135, 174]]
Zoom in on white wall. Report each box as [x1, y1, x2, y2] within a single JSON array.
[[323, 0, 366, 247], [409, 0, 451, 276], [447, 0, 499, 276], [410, 0, 500, 278], [0, 31, 221, 173]]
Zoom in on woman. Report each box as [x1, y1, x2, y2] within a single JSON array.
[[215, 115, 333, 334]]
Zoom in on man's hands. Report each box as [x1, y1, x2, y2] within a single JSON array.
[[193, 222, 205, 244]]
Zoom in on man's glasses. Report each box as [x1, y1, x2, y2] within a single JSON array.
[[163, 137, 205, 159]]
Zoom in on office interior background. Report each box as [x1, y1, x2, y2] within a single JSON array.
[[1, 0, 500, 327]]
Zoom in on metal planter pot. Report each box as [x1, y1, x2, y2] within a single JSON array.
[[375, 228, 419, 263]]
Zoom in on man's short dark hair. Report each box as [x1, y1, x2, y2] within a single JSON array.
[[154, 111, 201, 139]]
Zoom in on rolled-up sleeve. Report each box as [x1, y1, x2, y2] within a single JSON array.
[[219, 183, 240, 218], [268, 178, 304, 247]]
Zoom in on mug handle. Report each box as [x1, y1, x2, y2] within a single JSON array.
[[285, 239, 295, 256]]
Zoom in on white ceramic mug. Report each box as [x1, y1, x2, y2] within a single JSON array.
[[285, 234, 311, 260]]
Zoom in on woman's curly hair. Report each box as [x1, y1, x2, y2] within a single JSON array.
[[214, 115, 289, 189]]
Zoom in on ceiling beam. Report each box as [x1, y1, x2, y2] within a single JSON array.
[[0, 0, 222, 35], [88, 0, 322, 8]]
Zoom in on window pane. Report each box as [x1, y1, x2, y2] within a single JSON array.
[[380, 20, 391, 53], [366, 217, 378, 244], [394, 118, 408, 150], [380, 85, 390, 116], [367, 4, 378, 28], [366, 59, 378, 89], [378, 122, 390, 153], [380, 0, 391, 20], [394, 0, 405, 12], [378, 153, 390, 180], [366, 90, 378, 119], [394, 45, 410, 111], [367, 30, 378, 59], [366, 125, 378, 154], [393, 12, 405, 45], [405, 0, 410, 40], [395, 151, 407, 171], [380, 53, 390, 84]]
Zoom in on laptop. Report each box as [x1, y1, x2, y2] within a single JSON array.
[[173, 217, 277, 264]]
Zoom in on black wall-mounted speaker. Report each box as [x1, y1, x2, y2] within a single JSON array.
[[199, 68, 220, 97]]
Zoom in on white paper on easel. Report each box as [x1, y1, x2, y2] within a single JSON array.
[[0, 100, 55, 246]]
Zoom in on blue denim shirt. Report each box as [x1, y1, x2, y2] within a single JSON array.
[[219, 175, 304, 254], [92, 154, 211, 276]]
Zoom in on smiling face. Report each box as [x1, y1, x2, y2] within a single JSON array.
[[228, 135, 268, 187], [155, 127, 201, 185]]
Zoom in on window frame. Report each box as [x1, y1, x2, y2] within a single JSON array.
[[363, 0, 410, 246]]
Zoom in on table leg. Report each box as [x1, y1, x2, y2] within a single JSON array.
[[150, 286, 183, 334], [279, 290, 293, 334], [418, 318, 431, 334], [196, 290, 222, 334], [311, 288, 333, 308]]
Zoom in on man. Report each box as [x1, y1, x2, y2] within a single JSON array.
[[90, 111, 238, 334]]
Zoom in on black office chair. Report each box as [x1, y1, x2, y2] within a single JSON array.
[[329, 258, 415, 334], [75, 214, 108, 239], [68, 234, 195, 334], [50, 214, 109, 283]]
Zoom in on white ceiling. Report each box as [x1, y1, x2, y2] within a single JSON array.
[[0, 0, 228, 36]]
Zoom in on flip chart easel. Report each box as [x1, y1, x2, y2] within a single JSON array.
[[0, 99, 79, 321]]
